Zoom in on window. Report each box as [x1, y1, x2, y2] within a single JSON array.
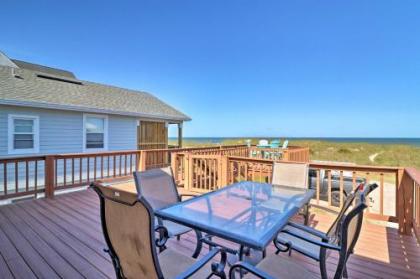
[[8, 115, 40, 154], [83, 114, 108, 151]]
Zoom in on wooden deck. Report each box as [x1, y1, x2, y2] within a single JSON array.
[[0, 189, 418, 279]]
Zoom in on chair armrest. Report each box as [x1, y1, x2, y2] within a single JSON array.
[[155, 225, 169, 248], [281, 228, 340, 251], [229, 261, 275, 279], [174, 248, 225, 279], [287, 221, 328, 240]]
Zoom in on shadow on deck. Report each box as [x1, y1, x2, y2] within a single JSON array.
[[0, 189, 418, 278]]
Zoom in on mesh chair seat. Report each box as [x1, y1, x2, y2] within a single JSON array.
[[160, 219, 192, 237], [243, 255, 317, 279], [158, 249, 212, 279], [277, 225, 321, 260], [135, 167, 204, 258]]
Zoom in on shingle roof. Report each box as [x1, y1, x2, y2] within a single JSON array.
[[0, 65, 191, 122]]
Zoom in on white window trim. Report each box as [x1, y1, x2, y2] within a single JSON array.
[[8, 114, 40, 155], [83, 113, 108, 152]]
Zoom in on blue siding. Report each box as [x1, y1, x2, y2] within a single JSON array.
[[0, 105, 138, 156], [108, 115, 137, 150], [0, 105, 139, 194]]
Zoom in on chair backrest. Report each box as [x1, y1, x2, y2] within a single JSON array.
[[134, 167, 180, 211], [258, 139, 269, 146], [282, 140, 289, 149], [332, 195, 368, 279], [92, 183, 163, 279], [327, 183, 378, 240], [271, 162, 309, 189]]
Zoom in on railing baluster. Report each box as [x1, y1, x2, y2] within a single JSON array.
[[119, 155, 122, 176], [15, 161, 18, 194], [327, 170, 332, 207], [124, 155, 128, 176], [366, 172, 370, 211], [130, 154, 133, 174], [380, 173, 384, 215], [63, 159, 67, 186], [107, 156, 110, 177], [87, 157, 90, 182], [316, 169, 320, 205], [3, 162, 7, 196], [25, 161, 29, 192], [113, 155, 116, 177], [72, 158, 75, 186], [339, 170, 344, 208], [34, 160, 38, 193], [79, 158, 82, 184], [55, 159, 58, 188], [204, 159, 208, 190], [101, 156, 104, 179], [94, 156, 97, 180]]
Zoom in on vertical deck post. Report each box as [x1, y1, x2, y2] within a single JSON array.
[[178, 123, 183, 148], [171, 152, 178, 182], [138, 150, 147, 171], [398, 168, 414, 235], [45, 155, 55, 199], [282, 149, 289, 161]]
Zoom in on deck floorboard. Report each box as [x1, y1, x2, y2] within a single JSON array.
[[0, 189, 417, 279]]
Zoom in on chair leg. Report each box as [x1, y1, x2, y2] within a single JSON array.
[[319, 253, 328, 279], [343, 264, 349, 278], [304, 204, 310, 226], [191, 230, 203, 259]]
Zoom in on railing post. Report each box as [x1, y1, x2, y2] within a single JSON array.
[[138, 150, 147, 171], [398, 168, 414, 235], [283, 149, 289, 161], [45, 155, 55, 199], [220, 155, 228, 186], [171, 152, 180, 184]]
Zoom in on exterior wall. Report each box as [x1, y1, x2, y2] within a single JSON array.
[[0, 105, 137, 157]]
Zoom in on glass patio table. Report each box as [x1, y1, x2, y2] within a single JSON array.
[[156, 181, 315, 253]]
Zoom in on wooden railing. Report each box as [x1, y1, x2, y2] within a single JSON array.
[[191, 145, 250, 157], [53, 150, 142, 191], [176, 153, 405, 225], [1, 144, 418, 237], [0, 156, 46, 200], [399, 167, 420, 239], [249, 146, 310, 162], [0, 145, 249, 200]]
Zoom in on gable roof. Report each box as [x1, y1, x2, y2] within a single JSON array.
[[0, 57, 190, 122]]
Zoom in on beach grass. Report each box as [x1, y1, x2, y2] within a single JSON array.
[[170, 138, 420, 168]]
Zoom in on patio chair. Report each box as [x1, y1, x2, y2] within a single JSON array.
[[269, 140, 280, 149], [257, 139, 269, 148], [229, 187, 370, 279], [274, 183, 378, 279], [91, 183, 227, 279], [271, 162, 310, 224], [282, 140, 289, 149], [134, 167, 203, 258]]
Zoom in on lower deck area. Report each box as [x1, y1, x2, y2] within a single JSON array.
[[0, 189, 418, 278]]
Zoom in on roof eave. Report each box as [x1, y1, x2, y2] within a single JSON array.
[[0, 99, 191, 122]]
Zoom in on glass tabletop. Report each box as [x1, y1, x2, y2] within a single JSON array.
[[156, 181, 315, 250]]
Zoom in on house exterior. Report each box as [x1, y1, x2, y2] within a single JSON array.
[[0, 51, 190, 157]]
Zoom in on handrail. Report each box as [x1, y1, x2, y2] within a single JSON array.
[[404, 167, 420, 184]]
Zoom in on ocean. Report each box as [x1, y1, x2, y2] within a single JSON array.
[[171, 137, 420, 147]]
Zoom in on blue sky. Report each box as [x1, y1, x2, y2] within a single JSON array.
[[1, 1, 420, 137]]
